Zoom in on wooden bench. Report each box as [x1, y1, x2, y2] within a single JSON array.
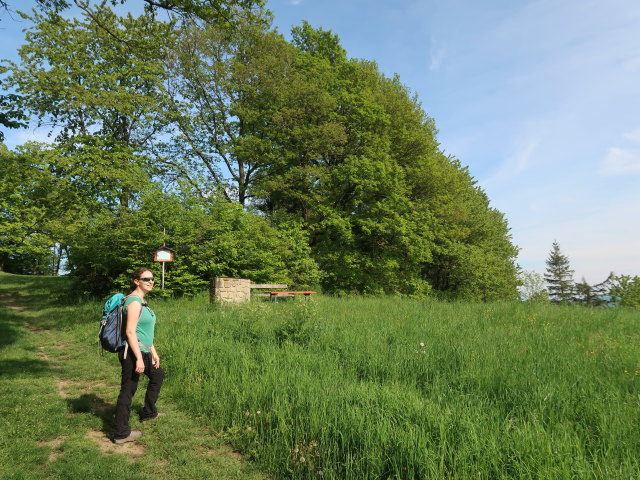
[[250, 284, 316, 301], [268, 291, 316, 301], [250, 284, 288, 298]]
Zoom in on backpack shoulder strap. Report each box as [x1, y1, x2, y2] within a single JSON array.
[[121, 295, 144, 360], [124, 294, 143, 304]]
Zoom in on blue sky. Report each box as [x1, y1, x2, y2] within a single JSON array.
[[2, 0, 639, 282]]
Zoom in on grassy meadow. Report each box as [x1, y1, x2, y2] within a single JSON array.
[[2, 273, 640, 479]]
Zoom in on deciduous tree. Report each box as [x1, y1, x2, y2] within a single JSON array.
[[261, 24, 519, 298], [3, 6, 520, 300], [6, 0, 263, 24], [518, 270, 548, 302], [5, 7, 174, 209], [0, 143, 90, 273], [610, 274, 640, 308], [162, 13, 300, 204]]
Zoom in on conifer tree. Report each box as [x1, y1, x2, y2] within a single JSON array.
[[574, 273, 614, 306], [544, 241, 574, 303]]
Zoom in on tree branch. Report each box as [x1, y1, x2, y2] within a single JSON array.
[[177, 124, 233, 202], [72, 0, 133, 48], [142, 0, 231, 23], [158, 157, 207, 200]]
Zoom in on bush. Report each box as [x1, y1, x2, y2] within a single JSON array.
[[610, 275, 640, 308], [67, 192, 321, 297]]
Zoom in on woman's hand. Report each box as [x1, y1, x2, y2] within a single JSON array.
[[135, 358, 145, 374], [152, 353, 160, 369]]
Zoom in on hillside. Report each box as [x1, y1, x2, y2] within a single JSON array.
[[2, 273, 639, 479]]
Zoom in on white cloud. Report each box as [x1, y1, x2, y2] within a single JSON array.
[[598, 147, 640, 175], [289, 0, 303, 5]]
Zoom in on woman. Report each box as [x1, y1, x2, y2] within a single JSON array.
[[113, 267, 164, 444]]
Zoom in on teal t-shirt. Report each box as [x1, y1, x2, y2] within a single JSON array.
[[124, 295, 156, 353]]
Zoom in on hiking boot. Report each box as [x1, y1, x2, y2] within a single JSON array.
[[113, 430, 143, 444], [140, 412, 164, 422]]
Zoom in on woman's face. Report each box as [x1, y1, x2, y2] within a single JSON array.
[[135, 270, 155, 293]]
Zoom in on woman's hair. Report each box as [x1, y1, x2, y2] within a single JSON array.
[[127, 267, 154, 294]]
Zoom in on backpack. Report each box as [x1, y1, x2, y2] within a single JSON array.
[[99, 293, 128, 354]]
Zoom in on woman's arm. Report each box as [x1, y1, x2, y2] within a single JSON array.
[[125, 300, 145, 374], [149, 344, 160, 368]]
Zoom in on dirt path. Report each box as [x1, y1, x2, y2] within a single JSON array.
[[0, 291, 26, 311]]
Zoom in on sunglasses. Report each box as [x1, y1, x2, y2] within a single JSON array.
[[138, 277, 154, 282]]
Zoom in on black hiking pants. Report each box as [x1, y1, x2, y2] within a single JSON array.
[[114, 349, 164, 439]]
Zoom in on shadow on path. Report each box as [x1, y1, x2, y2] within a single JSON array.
[[0, 311, 22, 350], [67, 394, 117, 437], [0, 358, 51, 378]]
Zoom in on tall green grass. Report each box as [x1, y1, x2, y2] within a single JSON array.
[[4, 271, 636, 479], [155, 296, 640, 479]]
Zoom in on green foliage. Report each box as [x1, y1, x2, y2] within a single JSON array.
[[0, 90, 28, 141], [259, 31, 519, 298], [162, 15, 299, 204], [5, 7, 173, 209], [67, 192, 320, 297], [33, 0, 264, 24], [8, 7, 172, 141], [610, 274, 640, 308], [3, 5, 520, 301], [161, 17, 518, 298], [0, 64, 27, 142], [291, 20, 346, 65], [0, 143, 88, 273]]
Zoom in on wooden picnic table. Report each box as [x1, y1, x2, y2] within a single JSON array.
[[269, 291, 316, 301]]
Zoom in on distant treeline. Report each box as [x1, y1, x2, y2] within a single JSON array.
[[0, 1, 520, 298], [518, 241, 640, 308]]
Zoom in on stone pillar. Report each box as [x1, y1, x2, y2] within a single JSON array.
[[210, 277, 251, 304]]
